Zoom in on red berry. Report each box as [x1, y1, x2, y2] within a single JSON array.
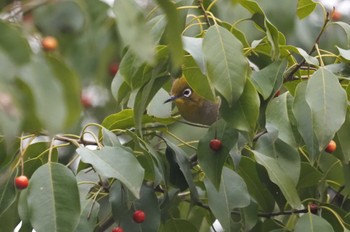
[[41, 36, 58, 51], [332, 10, 342, 21], [325, 140, 336, 153], [109, 63, 119, 76], [133, 210, 145, 223], [309, 203, 318, 214], [209, 139, 222, 151], [81, 94, 93, 108], [112, 227, 123, 232], [274, 90, 280, 97], [15, 175, 29, 190]]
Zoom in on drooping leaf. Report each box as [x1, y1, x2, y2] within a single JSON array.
[[198, 120, 238, 189], [220, 79, 260, 133], [203, 25, 248, 105], [204, 167, 250, 232], [77, 146, 145, 198], [251, 59, 287, 100], [113, 0, 156, 64], [305, 68, 347, 152], [294, 213, 334, 232], [297, 0, 317, 19], [252, 150, 302, 209], [27, 163, 80, 232]]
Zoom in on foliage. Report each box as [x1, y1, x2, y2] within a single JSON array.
[[1, 0, 350, 231]]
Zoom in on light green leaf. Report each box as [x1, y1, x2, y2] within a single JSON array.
[[203, 25, 248, 105], [183, 36, 206, 74], [74, 199, 99, 232], [77, 146, 145, 198], [332, 21, 350, 47], [266, 93, 298, 147], [113, 0, 156, 64], [336, 108, 350, 163], [27, 163, 80, 232], [205, 167, 250, 232], [220, 79, 260, 133], [297, 0, 317, 19], [101, 127, 121, 147], [251, 59, 287, 100], [198, 120, 238, 189], [337, 46, 350, 61], [294, 213, 334, 232], [305, 68, 347, 152], [253, 150, 302, 208]]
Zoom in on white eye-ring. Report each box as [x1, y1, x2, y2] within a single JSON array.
[[183, 88, 192, 98]]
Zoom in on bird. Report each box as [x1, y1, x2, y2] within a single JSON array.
[[164, 76, 220, 125]]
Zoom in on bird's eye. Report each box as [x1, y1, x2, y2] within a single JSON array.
[[183, 88, 192, 98]]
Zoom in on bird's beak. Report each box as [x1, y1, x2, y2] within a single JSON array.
[[164, 95, 178, 104]]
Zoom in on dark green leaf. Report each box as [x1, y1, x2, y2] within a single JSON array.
[[183, 55, 215, 101], [0, 167, 17, 216], [251, 59, 287, 100], [198, 120, 238, 189], [220, 79, 260, 133], [203, 25, 248, 105], [77, 146, 144, 198], [252, 150, 301, 208], [27, 163, 80, 232], [74, 199, 100, 232], [160, 219, 198, 232]]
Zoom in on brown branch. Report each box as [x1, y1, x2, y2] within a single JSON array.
[[198, 0, 212, 27], [285, 12, 331, 82]]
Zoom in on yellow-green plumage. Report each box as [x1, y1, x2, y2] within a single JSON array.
[[166, 77, 219, 125]]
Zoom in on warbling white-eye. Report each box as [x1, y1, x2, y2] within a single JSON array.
[[164, 76, 219, 125]]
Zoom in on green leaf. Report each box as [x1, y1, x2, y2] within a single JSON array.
[[237, 156, 275, 212], [77, 146, 144, 198], [251, 59, 287, 100], [113, 0, 156, 64], [74, 199, 99, 232], [203, 24, 248, 105], [0, 167, 17, 216], [101, 127, 121, 147], [27, 163, 80, 232], [297, 0, 317, 19], [293, 81, 319, 161], [102, 109, 175, 131], [156, 0, 183, 69], [253, 150, 302, 209], [266, 93, 298, 147], [198, 120, 238, 189], [305, 68, 347, 152], [183, 55, 215, 101], [160, 219, 198, 232], [0, 20, 31, 64], [336, 108, 350, 163], [294, 213, 334, 232], [182, 36, 206, 74], [337, 46, 350, 61], [220, 79, 260, 133], [297, 162, 322, 188], [332, 22, 350, 47], [255, 132, 300, 186], [205, 167, 250, 232], [164, 139, 199, 201], [239, 0, 280, 59]]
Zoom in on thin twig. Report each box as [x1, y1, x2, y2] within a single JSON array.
[[198, 0, 212, 27]]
